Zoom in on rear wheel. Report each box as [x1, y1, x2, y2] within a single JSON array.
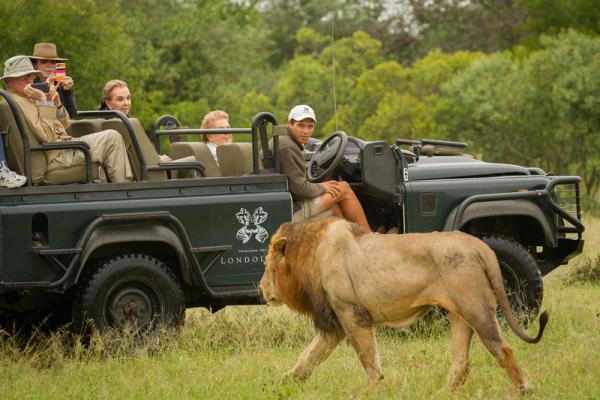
[[478, 234, 543, 319], [73, 254, 184, 333]]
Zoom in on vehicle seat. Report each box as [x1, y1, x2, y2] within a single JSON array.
[[217, 143, 254, 176], [0, 96, 99, 185], [101, 117, 167, 181], [68, 119, 104, 138], [168, 142, 221, 177]]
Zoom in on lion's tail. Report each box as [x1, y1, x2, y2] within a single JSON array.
[[478, 245, 548, 344]]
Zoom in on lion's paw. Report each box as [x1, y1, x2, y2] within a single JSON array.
[[283, 368, 310, 383]]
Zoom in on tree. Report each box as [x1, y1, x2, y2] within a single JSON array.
[[441, 31, 600, 196], [0, 0, 135, 110], [519, 0, 600, 46]]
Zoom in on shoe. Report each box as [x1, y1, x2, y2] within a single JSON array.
[[0, 162, 26, 188]]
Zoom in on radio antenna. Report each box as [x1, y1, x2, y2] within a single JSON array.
[[331, 13, 338, 131]]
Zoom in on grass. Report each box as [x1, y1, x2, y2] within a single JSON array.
[[1, 220, 600, 399]]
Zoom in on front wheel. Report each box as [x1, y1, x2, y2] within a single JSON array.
[[73, 254, 185, 333], [478, 234, 543, 319]]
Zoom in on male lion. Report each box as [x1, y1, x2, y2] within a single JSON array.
[[259, 217, 548, 393]]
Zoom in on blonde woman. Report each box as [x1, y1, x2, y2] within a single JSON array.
[[100, 80, 171, 163], [201, 110, 232, 165], [99, 79, 131, 115]]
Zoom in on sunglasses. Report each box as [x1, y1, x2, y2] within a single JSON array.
[[36, 59, 57, 65]]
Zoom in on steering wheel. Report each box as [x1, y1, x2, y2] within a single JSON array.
[[307, 131, 348, 182]]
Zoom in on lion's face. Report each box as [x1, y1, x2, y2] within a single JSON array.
[[259, 234, 287, 306]]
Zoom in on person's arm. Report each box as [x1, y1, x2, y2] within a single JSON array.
[[18, 86, 69, 143], [59, 85, 77, 118], [280, 144, 324, 199]]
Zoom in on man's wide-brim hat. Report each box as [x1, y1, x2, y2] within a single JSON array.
[[1, 55, 43, 80], [29, 42, 68, 61]]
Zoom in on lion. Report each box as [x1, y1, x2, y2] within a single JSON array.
[[259, 217, 548, 393]]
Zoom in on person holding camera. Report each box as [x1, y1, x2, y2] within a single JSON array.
[[30, 43, 77, 118], [1, 56, 132, 183]]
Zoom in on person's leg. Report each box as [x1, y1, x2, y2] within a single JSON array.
[[0, 135, 7, 163], [80, 130, 132, 182], [315, 181, 370, 230], [329, 202, 343, 218]]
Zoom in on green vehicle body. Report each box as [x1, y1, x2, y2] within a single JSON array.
[[0, 105, 585, 329]]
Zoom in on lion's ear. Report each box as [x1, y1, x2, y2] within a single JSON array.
[[272, 236, 287, 256]]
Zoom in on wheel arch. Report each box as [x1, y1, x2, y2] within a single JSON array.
[[443, 200, 555, 247], [76, 223, 192, 287]]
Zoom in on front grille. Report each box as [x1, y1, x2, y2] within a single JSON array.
[[552, 182, 582, 236]]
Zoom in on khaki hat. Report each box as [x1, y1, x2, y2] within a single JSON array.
[[29, 42, 68, 61], [1, 55, 43, 80]]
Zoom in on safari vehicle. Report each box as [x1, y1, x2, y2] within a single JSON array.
[[0, 89, 584, 331]]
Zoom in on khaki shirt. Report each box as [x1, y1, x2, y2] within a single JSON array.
[[9, 89, 71, 163], [270, 127, 324, 202]]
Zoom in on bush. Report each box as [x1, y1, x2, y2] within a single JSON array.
[[565, 254, 600, 285]]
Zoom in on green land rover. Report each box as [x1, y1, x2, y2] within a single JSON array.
[[0, 89, 584, 332]]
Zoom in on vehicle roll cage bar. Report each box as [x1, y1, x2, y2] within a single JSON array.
[[1, 90, 94, 186], [153, 112, 281, 175]]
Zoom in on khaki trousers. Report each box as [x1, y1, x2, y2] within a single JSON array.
[[48, 129, 133, 183]]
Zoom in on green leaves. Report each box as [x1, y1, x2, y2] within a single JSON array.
[[0, 1, 598, 196]]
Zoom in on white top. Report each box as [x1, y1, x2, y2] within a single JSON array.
[[207, 141, 218, 165]]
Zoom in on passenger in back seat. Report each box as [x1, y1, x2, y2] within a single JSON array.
[[100, 79, 172, 163], [0, 136, 26, 188], [29, 43, 78, 118], [2, 56, 133, 183], [201, 110, 232, 166]]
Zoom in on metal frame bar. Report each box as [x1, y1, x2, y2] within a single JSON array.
[[451, 176, 585, 235], [154, 112, 280, 175], [76, 110, 149, 181], [0, 90, 95, 185]]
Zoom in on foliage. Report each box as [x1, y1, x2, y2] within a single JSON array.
[[565, 254, 600, 285], [520, 0, 600, 46], [0, 0, 135, 110], [0, 0, 599, 196], [441, 31, 600, 196], [404, 0, 528, 59]]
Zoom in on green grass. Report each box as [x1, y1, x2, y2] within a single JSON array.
[[1, 220, 600, 399]]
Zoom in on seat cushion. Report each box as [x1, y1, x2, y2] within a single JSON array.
[[69, 119, 104, 138], [44, 163, 100, 184], [217, 143, 254, 176], [101, 118, 166, 181], [1, 99, 47, 184], [168, 141, 220, 177]]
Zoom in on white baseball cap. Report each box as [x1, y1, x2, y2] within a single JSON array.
[[288, 104, 316, 123]]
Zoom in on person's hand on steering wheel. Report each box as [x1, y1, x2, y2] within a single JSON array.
[[307, 131, 348, 182]]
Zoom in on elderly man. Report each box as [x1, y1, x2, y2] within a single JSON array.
[[274, 104, 370, 230], [1, 55, 132, 183], [30, 42, 77, 118]]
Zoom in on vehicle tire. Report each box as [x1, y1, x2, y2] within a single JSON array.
[[73, 254, 185, 333], [478, 234, 543, 319]]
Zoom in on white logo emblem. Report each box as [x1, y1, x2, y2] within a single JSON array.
[[236, 207, 269, 244]]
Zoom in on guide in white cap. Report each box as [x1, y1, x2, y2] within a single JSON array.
[[288, 104, 316, 123], [267, 104, 370, 230]]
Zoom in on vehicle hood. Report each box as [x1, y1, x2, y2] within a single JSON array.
[[407, 156, 531, 181]]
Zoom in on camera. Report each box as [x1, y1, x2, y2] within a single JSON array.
[[31, 82, 50, 93], [54, 63, 66, 82]]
